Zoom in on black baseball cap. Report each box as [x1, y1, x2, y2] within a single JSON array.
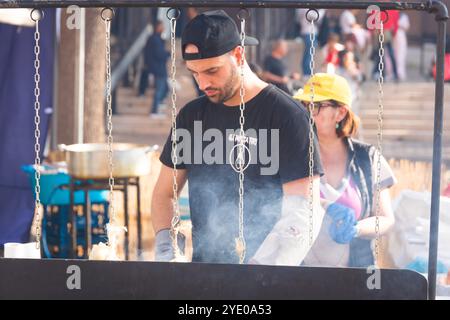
[[181, 10, 259, 61]]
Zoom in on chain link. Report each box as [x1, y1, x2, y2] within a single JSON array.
[[374, 21, 385, 267], [307, 12, 317, 247], [234, 15, 247, 264], [104, 12, 116, 228], [33, 17, 42, 250], [168, 14, 182, 258]]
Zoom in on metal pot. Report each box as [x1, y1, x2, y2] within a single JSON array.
[[58, 143, 158, 179]]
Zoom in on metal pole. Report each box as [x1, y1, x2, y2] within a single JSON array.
[[69, 178, 77, 259], [50, 9, 59, 151], [123, 179, 129, 260], [84, 185, 92, 258], [74, 7, 85, 144], [0, 0, 431, 10], [136, 177, 142, 257], [428, 0, 448, 301]]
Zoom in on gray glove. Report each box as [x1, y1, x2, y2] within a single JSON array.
[[154, 229, 186, 261]]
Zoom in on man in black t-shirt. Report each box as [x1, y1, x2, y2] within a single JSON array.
[[263, 40, 301, 94], [263, 40, 291, 93], [152, 10, 324, 265]]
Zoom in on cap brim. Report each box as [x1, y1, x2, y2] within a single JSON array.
[[244, 36, 259, 46]]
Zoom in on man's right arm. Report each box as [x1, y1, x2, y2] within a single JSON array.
[[151, 164, 187, 234], [262, 71, 289, 85], [262, 58, 288, 85]]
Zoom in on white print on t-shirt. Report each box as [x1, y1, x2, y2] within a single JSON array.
[[228, 133, 258, 146], [173, 121, 280, 175]]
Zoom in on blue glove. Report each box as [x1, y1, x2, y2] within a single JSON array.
[[155, 229, 185, 261], [327, 203, 357, 244]]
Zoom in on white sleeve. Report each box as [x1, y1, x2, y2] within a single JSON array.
[[371, 150, 397, 190], [251, 195, 325, 266]]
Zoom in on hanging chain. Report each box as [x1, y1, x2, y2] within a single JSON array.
[[374, 20, 385, 266], [32, 10, 42, 250], [234, 12, 248, 264], [307, 10, 318, 247], [103, 8, 116, 227], [168, 10, 182, 258]]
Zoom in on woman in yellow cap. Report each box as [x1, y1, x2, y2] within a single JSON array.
[[294, 73, 396, 267]]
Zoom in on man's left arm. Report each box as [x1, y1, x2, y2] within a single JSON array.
[[250, 175, 324, 266], [250, 106, 325, 266]]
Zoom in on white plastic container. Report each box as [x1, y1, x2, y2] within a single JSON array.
[[4, 242, 41, 259]]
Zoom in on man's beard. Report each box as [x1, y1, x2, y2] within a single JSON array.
[[205, 67, 239, 104]]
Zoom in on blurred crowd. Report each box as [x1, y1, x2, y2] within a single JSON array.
[[257, 9, 412, 114], [139, 8, 414, 117]]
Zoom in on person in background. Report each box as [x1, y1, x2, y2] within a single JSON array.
[[294, 73, 396, 267], [320, 33, 344, 74], [339, 9, 358, 42], [431, 38, 450, 83], [143, 20, 170, 119], [339, 37, 363, 80], [317, 10, 332, 48], [296, 8, 326, 77], [156, 8, 171, 40], [393, 13, 410, 81], [186, 7, 199, 20], [371, 10, 399, 81], [338, 38, 364, 114], [262, 39, 300, 94], [338, 9, 369, 75]]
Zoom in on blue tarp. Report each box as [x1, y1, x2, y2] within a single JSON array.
[[0, 13, 55, 246]]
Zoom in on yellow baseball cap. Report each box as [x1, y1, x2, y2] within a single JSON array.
[[293, 73, 352, 108]]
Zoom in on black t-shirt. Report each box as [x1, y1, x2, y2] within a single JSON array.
[[263, 55, 290, 93], [160, 85, 323, 263]]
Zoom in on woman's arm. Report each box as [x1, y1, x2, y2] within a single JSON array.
[[356, 188, 395, 239]]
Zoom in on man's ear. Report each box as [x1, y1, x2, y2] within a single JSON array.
[[231, 46, 245, 66]]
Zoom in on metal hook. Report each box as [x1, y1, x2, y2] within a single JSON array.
[[237, 8, 250, 21], [166, 7, 181, 20], [101, 7, 115, 22], [305, 9, 320, 23], [380, 9, 389, 25], [30, 8, 44, 22]]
